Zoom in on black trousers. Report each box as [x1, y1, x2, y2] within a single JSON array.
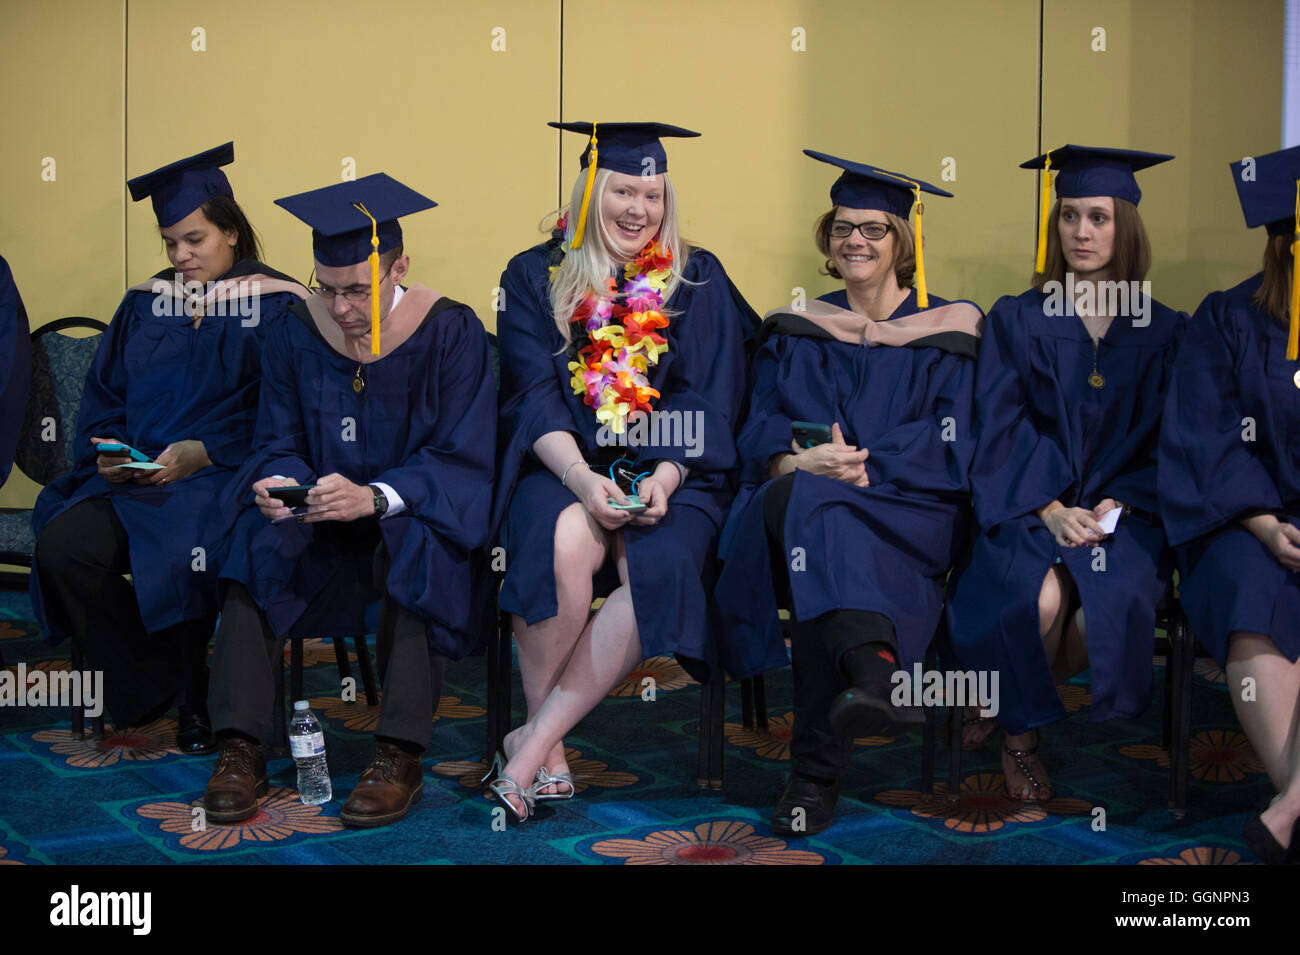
[[208, 530, 444, 752], [34, 498, 213, 728], [763, 474, 896, 781]]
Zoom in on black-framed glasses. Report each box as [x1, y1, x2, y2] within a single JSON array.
[[308, 263, 395, 302], [828, 220, 893, 240]]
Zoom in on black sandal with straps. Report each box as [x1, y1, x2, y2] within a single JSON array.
[[1003, 730, 1054, 801]]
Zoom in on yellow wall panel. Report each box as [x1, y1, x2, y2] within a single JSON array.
[[563, 0, 1041, 313], [125, 0, 558, 330], [0, 0, 125, 508], [1043, 0, 1284, 313]]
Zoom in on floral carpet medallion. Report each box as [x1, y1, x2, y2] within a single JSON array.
[[130, 786, 342, 852], [1119, 729, 1263, 782], [309, 694, 485, 733], [875, 773, 1092, 833], [28, 718, 180, 769], [586, 819, 829, 865], [608, 656, 694, 698]]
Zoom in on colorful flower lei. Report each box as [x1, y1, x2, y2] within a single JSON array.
[[550, 213, 673, 434]]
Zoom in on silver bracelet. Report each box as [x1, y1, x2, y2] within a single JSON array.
[[560, 459, 586, 488]]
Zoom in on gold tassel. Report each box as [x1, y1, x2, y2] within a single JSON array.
[[1034, 151, 1053, 276], [1290, 179, 1299, 361], [352, 201, 381, 356], [571, 124, 599, 251], [875, 170, 931, 308], [913, 186, 928, 308]]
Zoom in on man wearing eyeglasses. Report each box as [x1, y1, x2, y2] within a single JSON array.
[[202, 174, 497, 829]]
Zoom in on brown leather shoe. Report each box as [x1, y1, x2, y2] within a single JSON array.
[[340, 742, 423, 829], [204, 737, 268, 823]]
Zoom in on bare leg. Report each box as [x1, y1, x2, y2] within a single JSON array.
[[1226, 631, 1300, 848], [1004, 566, 1071, 799], [1053, 607, 1089, 682], [507, 503, 610, 800], [502, 533, 642, 807]]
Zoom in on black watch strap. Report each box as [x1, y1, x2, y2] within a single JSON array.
[[369, 484, 388, 517]]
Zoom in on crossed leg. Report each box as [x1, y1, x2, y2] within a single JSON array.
[[499, 502, 644, 813]]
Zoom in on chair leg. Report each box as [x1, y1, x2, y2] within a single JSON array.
[[486, 611, 506, 762], [353, 634, 379, 706], [331, 637, 354, 700], [740, 677, 754, 728], [1169, 605, 1193, 819], [708, 673, 725, 789], [921, 641, 939, 794], [290, 639, 304, 706], [947, 693, 963, 799], [697, 674, 725, 789], [70, 642, 85, 738], [696, 678, 712, 788], [492, 610, 512, 758], [753, 674, 768, 730], [271, 653, 288, 757]]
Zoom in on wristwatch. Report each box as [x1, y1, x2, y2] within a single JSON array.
[[369, 484, 388, 517]]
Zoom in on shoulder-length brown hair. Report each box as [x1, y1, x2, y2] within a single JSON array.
[[1253, 232, 1292, 324], [814, 208, 915, 286], [1032, 197, 1150, 289]]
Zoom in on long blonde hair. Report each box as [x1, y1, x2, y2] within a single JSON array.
[[548, 167, 690, 343]]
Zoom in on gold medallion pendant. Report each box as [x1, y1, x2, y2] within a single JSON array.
[[1088, 372, 1106, 389]]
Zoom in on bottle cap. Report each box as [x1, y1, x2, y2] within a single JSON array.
[[293, 700, 309, 711]]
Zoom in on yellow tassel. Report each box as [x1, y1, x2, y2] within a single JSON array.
[[1290, 180, 1300, 361], [571, 124, 599, 251], [873, 169, 932, 308], [913, 186, 928, 308], [352, 202, 381, 356], [1034, 151, 1053, 276]]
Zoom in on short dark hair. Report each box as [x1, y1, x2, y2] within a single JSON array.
[[814, 208, 916, 285], [379, 244, 404, 272], [1033, 197, 1150, 288], [195, 194, 263, 264]]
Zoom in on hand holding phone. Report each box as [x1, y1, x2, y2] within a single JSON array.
[[791, 421, 833, 448]]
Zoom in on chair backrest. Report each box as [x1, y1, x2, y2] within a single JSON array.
[[14, 317, 108, 486]]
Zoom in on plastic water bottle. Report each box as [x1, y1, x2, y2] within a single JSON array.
[[289, 701, 331, 805]]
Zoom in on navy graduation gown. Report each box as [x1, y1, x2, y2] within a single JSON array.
[[30, 260, 304, 643], [1158, 274, 1300, 664], [494, 244, 755, 677], [714, 288, 978, 679], [0, 256, 31, 485], [217, 294, 497, 658], [946, 288, 1184, 734]]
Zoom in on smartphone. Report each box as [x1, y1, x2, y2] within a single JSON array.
[[791, 421, 833, 448], [608, 495, 648, 515], [268, 485, 316, 507], [94, 440, 150, 462]]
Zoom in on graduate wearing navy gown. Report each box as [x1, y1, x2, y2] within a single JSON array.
[[489, 122, 755, 822], [30, 144, 306, 749], [947, 146, 1184, 801], [1158, 145, 1300, 863], [715, 151, 981, 836], [0, 255, 31, 485], [205, 174, 496, 830]]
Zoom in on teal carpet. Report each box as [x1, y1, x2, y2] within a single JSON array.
[[0, 588, 1274, 865]]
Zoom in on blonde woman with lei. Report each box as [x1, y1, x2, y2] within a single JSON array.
[[490, 122, 757, 821]]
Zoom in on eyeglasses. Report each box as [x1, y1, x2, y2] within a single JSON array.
[[828, 220, 893, 240], [308, 264, 394, 302]]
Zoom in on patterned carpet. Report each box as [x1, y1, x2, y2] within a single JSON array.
[[0, 588, 1274, 866]]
